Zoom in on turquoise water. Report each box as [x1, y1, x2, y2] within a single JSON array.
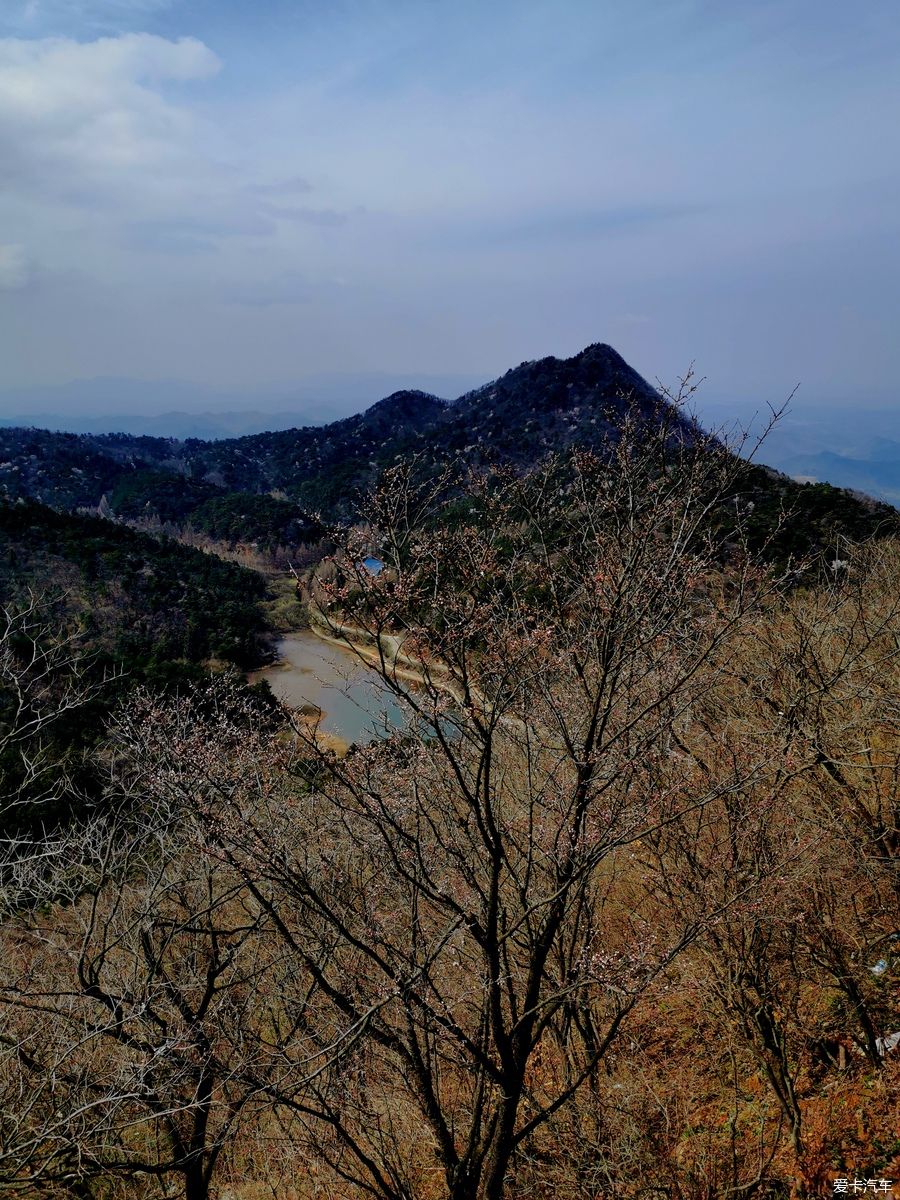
[[253, 631, 405, 744]]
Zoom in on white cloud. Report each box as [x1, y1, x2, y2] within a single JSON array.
[[0, 33, 221, 212], [0, 243, 30, 289]]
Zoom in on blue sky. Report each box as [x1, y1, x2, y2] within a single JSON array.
[[1, 0, 898, 412]]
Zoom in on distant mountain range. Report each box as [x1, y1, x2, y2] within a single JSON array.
[[695, 401, 900, 504], [0, 371, 485, 439], [0, 410, 323, 440], [774, 445, 900, 503]]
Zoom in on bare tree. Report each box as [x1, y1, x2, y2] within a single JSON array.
[[148, 402, 795, 1200], [0, 723, 304, 1200], [0, 593, 117, 856], [9, 395, 888, 1200], [744, 543, 900, 1072], [640, 537, 900, 1190]]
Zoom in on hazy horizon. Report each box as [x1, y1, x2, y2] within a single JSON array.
[[1, 354, 898, 434], [0, 346, 898, 451]]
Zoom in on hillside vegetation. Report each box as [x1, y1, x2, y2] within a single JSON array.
[[0, 394, 897, 1200], [0, 499, 273, 836]]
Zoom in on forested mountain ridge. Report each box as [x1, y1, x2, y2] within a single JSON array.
[[0, 343, 896, 562], [0, 345, 688, 512]]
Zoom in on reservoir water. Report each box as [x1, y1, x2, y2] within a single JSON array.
[[253, 630, 406, 745]]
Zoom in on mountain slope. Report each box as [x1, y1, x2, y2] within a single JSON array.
[[0, 345, 687, 515], [0, 345, 894, 559], [0, 500, 270, 672]]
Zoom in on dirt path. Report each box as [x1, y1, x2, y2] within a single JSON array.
[[306, 604, 535, 740], [307, 604, 465, 698]]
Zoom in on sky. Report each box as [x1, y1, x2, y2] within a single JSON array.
[[1, 0, 899, 415]]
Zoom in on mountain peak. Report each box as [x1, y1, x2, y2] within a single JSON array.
[[0, 342, 694, 512], [457, 342, 659, 409], [355, 389, 447, 438], [364, 389, 446, 419], [574, 341, 630, 365], [377, 388, 445, 407]]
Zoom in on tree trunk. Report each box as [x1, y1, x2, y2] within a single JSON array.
[[183, 1162, 209, 1200], [478, 1093, 522, 1200]]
